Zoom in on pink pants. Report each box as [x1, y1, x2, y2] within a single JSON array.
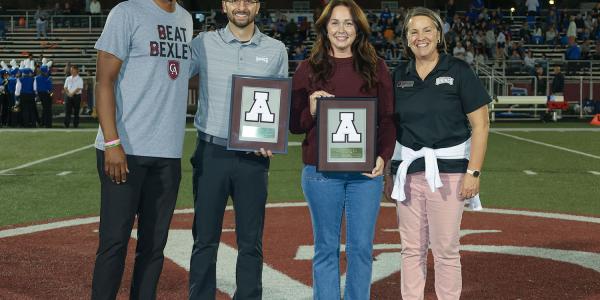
[[396, 172, 465, 300]]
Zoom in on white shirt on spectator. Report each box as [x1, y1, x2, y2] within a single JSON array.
[[453, 45, 466, 60], [497, 31, 506, 44], [525, 0, 539, 12], [64, 75, 83, 95], [90, 0, 101, 14], [567, 21, 577, 38]]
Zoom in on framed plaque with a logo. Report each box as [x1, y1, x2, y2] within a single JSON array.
[[316, 97, 377, 172], [228, 75, 292, 154]]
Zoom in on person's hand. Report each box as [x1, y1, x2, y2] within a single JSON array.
[[104, 146, 129, 184], [309, 90, 334, 116], [459, 173, 480, 199], [362, 156, 384, 178], [254, 147, 273, 158]]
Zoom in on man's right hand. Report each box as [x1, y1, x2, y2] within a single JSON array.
[[104, 147, 129, 184]]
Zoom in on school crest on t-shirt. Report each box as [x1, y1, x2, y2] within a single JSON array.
[[168, 60, 179, 80]]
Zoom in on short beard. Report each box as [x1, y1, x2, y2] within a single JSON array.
[[227, 11, 254, 28]]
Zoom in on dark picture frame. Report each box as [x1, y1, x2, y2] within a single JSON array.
[[228, 74, 292, 154], [316, 97, 377, 172]]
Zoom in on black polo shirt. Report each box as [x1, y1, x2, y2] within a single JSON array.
[[392, 53, 491, 174]]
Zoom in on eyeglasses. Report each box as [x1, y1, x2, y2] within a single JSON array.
[[223, 0, 259, 5]]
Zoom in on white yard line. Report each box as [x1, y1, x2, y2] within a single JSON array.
[[2, 128, 599, 133], [523, 170, 538, 175], [490, 128, 600, 132], [589, 171, 600, 176], [56, 171, 72, 176], [492, 131, 600, 160], [0, 144, 95, 175]]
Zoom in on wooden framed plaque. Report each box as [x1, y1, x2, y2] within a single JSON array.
[[228, 74, 292, 153], [316, 97, 377, 172]]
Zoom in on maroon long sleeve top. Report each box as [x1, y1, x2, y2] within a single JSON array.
[[290, 57, 396, 166]]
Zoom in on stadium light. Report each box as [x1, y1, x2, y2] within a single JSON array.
[[549, 0, 555, 5], [510, 7, 515, 13]]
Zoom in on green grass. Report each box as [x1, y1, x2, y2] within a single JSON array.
[[1, 124, 599, 227]]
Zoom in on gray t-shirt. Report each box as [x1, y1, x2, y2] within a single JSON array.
[[94, 0, 193, 158]]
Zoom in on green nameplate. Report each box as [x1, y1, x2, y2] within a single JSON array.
[[242, 126, 276, 139], [330, 148, 363, 159]]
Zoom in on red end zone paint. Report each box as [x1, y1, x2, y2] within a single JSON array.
[[0, 204, 599, 299]]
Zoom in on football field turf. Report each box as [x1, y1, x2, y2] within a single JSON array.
[[1, 122, 599, 227]]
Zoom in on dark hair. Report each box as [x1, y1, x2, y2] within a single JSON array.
[[308, 0, 378, 92], [70, 65, 79, 70], [402, 7, 448, 60]]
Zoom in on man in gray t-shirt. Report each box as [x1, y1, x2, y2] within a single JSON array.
[[188, 0, 288, 298], [91, 0, 192, 298]]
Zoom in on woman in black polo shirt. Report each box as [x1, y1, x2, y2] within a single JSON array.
[[384, 7, 491, 300]]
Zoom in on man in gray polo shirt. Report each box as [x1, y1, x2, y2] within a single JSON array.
[[188, 0, 287, 299]]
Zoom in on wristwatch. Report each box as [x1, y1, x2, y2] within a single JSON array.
[[466, 169, 481, 178]]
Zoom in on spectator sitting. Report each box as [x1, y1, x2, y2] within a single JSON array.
[[531, 26, 543, 44], [523, 50, 536, 74], [581, 40, 591, 60], [519, 21, 531, 43], [566, 40, 582, 60], [290, 45, 306, 61], [545, 24, 558, 45], [453, 41, 466, 60], [380, 7, 392, 24], [508, 49, 522, 75], [465, 45, 475, 65]]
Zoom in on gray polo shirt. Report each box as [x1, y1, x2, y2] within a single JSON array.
[[190, 25, 288, 139]]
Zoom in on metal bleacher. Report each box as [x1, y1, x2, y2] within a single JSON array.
[[1, 28, 101, 77]]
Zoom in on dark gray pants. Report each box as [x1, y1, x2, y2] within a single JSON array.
[[92, 150, 181, 300], [64, 94, 80, 128], [188, 139, 269, 300]]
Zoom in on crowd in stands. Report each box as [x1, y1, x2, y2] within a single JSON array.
[[212, 0, 600, 72]]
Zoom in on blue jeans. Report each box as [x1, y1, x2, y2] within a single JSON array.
[[301, 165, 383, 300]]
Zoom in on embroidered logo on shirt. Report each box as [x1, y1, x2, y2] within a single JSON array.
[[168, 60, 179, 80], [256, 56, 269, 64], [435, 77, 454, 86], [397, 81, 414, 88]]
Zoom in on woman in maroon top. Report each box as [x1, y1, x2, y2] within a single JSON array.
[[289, 0, 395, 298]]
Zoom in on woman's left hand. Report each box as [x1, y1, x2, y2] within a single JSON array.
[[459, 174, 480, 199], [363, 156, 384, 178]]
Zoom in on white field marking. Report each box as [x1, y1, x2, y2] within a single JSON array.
[[0, 144, 95, 175], [56, 171, 72, 176], [491, 128, 600, 132], [0, 173, 15, 176], [0, 216, 99, 238], [2, 128, 599, 133], [589, 171, 600, 175], [2, 203, 600, 239], [460, 245, 600, 273], [134, 230, 313, 299], [524, 170, 538, 175], [493, 131, 600, 160], [295, 230, 503, 260]]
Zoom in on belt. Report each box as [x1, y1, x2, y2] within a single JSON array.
[[197, 131, 228, 147]]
